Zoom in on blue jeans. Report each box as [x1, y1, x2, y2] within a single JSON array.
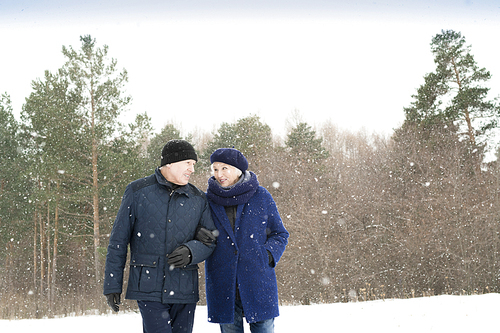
[[137, 301, 196, 333], [219, 298, 275, 333]]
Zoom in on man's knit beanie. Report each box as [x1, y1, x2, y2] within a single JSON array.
[[160, 139, 198, 166]]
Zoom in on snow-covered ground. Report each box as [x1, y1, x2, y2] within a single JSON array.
[[1, 294, 497, 332]]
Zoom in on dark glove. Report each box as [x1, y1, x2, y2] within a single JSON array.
[[195, 226, 217, 246], [105, 293, 121, 312], [267, 250, 275, 267], [168, 245, 192, 268]]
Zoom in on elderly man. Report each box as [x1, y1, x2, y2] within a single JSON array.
[[103, 139, 216, 333]]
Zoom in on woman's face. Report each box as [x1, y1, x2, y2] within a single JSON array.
[[212, 162, 241, 187]]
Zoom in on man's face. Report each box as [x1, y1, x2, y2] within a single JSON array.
[[164, 159, 196, 186]]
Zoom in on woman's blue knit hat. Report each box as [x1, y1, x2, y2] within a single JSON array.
[[210, 148, 248, 172]]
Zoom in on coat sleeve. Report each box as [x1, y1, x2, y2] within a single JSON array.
[[262, 189, 289, 267], [103, 184, 134, 295], [184, 195, 216, 265]]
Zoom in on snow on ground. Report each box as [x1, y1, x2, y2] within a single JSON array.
[[0, 294, 497, 332]]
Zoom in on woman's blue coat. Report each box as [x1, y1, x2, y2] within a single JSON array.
[[205, 186, 289, 324]]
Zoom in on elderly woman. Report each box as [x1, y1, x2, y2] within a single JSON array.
[[204, 148, 289, 333]]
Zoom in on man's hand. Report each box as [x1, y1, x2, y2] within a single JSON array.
[[168, 245, 192, 268], [105, 293, 121, 312], [195, 226, 217, 246]]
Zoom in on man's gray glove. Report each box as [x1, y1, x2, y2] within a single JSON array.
[[105, 293, 121, 312], [168, 245, 192, 268], [195, 226, 217, 246]]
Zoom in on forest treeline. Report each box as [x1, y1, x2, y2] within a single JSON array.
[[1, 30, 500, 319]]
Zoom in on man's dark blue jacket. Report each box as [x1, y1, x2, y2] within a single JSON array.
[[103, 168, 215, 304]]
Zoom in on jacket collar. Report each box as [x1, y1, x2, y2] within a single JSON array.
[[154, 167, 191, 197]]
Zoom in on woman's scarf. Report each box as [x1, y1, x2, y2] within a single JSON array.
[[206, 171, 259, 206]]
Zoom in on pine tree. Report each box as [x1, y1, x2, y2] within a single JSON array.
[[285, 122, 329, 165], [404, 30, 499, 150], [0, 94, 29, 237], [22, 35, 132, 286], [204, 115, 273, 172]]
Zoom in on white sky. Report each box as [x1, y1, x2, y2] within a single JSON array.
[[1, 0, 499, 138]]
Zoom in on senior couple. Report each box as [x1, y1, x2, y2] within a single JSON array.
[[103, 140, 289, 333]]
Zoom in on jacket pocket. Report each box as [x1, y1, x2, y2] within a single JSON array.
[[259, 246, 273, 269], [169, 265, 198, 297], [129, 254, 160, 293], [180, 265, 198, 295]]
